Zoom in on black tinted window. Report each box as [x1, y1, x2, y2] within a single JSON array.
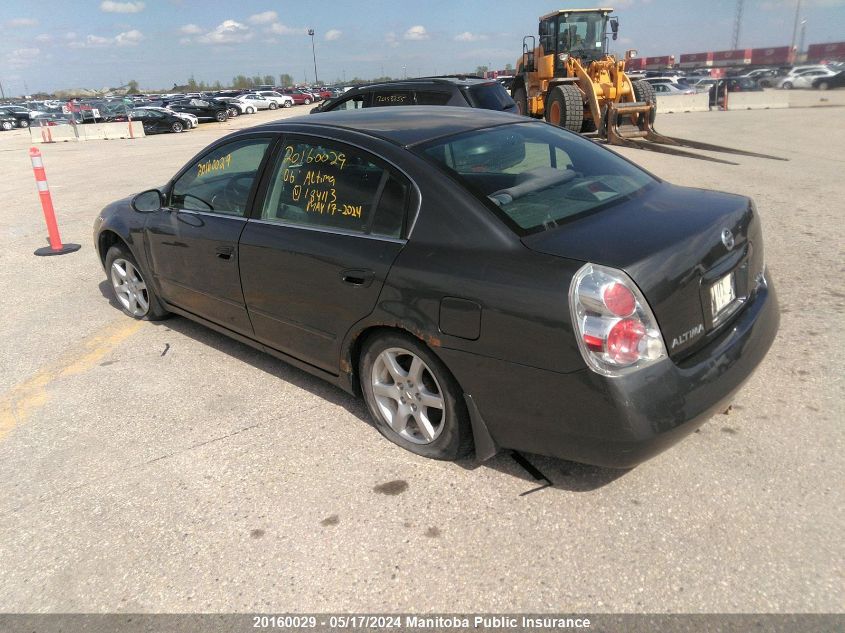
[[415, 91, 452, 106], [466, 83, 516, 111], [371, 91, 413, 107], [262, 140, 403, 236], [372, 175, 409, 238]]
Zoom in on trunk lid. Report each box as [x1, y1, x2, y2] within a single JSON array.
[[522, 182, 762, 360]]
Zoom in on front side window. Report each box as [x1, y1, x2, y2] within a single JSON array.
[[327, 94, 366, 111], [170, 138, 271, 216], [466, 83, 516, 111], [420, 122, 653, 235], [415, 91, 453, 106], [261, 139, 409, 237]]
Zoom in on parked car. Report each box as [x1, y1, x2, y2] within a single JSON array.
[[778, 68, 837, 89], [313, 77, 517, 115], [213, 97, 255, 114], [735, 68, 782, 88], [0, 106, 31, 128], [650, 82, 696, 95], [281, 89, 316, 105], [255, 91, 294, 108], [117, 108, 192, 133], [135, 106, 198, 128], [238, 93, 276, 111], [707, 78, 763, 106], [166, 98, 229, 122], [811, 70, 845, 90], [0, 114, 17, 131], [93, 107, 778, 467]]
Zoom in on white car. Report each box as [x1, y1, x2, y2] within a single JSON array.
[[651, 82, 696, 95], [255, 91, 294, 108], [778, 68, 837, 89], [135, 106, 198, 128], [215, 97, 258, 114], [239, 93, 276, 110]]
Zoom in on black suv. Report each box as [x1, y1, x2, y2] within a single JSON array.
[[311, 77, 517, 115]]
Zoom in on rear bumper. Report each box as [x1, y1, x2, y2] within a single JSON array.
[[439, 281, 779, 468]]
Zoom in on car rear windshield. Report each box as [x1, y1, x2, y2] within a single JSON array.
[[419, 122, 655, 235], [465, 82, 516, 111]]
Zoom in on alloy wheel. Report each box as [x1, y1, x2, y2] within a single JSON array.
[[371, 347, 446, 444], [110, 258, 149, 317]]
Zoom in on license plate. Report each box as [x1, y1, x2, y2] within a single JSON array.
[[710, 272, 736, 316]]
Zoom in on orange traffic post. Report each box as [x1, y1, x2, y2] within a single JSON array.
[[29, 147, 80, 256]]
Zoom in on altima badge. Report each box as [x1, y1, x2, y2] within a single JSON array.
[[721, 228, 735, 251]]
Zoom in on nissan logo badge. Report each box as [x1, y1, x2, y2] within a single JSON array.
[[721, 228, 735, 251]]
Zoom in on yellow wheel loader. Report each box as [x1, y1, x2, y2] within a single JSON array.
[[512, 8, 786, 164]]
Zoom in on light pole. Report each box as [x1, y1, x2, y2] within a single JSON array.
[[790, 0, 803, 59], [402, 64, 407, 79], [308, 29, 319, 86], [798, 19, 807, 60]]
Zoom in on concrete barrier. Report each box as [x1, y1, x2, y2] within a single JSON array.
[[30, 121, 145, 143], [787, 89, 845, 108], [30, 125, 79, 143], [655, 93, 710, 114], [726, 90, 789, 110]]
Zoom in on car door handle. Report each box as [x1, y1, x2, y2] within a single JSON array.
[[216, 246, 234, 260], [340, 269, 375, 287]]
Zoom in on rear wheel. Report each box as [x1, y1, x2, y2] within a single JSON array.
[[1, 121, 13, 131], [782, 81, 793, 90], [18, 119, 29, 128], [360, 332, 473, 460], [215, 110, 227, 122], [512, 85, 528, 116], [268, 102, 278, 110], [170, 121, 184, 133], [818, 81, 830, 90], [632, 80, 658, 126], [283, 100, 292, 108], [545, 84, 584, 133]]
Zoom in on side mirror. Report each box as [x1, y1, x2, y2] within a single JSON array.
[[310, 104, 322, 114], [610, 18, 619, 41], [131, 189, 164, 213]]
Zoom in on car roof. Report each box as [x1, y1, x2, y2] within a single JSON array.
[[344, 76, 494, 93], [256, 106, 527, 147]]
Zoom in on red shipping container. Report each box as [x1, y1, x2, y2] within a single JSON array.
[[624, 57, 645, 71], [806, 41, 845, 63], [750, 46, 792, 66], [679, 52, 713, 68], [712, 49, 752, 67], [644, 55, 673, 69]]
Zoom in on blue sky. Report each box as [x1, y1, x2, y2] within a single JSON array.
[[1, 0, 844, 94]]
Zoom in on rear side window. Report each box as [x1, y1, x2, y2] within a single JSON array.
[[261, 139, 409, 238], [415, 91, 453, 106], [466, 83, 516, 111], [327, 94, 367, 111], [371, 91, 413, 107]]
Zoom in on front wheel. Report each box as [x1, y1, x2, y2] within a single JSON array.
[[247, 107, 255, 114], [105, 245, 168, 320], [545, 84, 584, 132], [283, 100, 292, 108], [19, 119, 30, 128], [782, 82, 793, 90], [215, 110, 228, 122], [632, 80, 657, 126], [268, 102, 278, 110], [170, 121, 184, 133], [304, 98, 312, 105], [360, 332, 473, 460], [818, 81, 830, 91], [512, 85, 528, 116], [1, 121, 13, 131]]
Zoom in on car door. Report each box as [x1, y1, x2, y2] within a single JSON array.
[[238, 135, 412, 372], [145, 134, 274, 334]]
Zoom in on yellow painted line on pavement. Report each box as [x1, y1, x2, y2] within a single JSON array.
[[0, 319, 144, 442]]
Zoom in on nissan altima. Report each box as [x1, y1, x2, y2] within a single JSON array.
[[93, 108, 779, 467]]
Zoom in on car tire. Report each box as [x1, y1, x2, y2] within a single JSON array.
[[360, 332, 473, 461], [105, 244, 169, 321], [171, 121, 184, 133], [632, 80, 658, 126], [818, 81, 830, 91], [1, 121, 13, 131], [782, 82, 793, 90], [304, 98, 312, 105], [512, 85, 528, 116], [215, 110, 228, 122], [247, 107, 255, 114], [229, 109, 239, 117], [269, 102, 278, 110], [284, 101, 292, 108], [18, 119, 30, 128], [544, 84, 583, 133]]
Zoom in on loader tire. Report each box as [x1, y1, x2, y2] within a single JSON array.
[[632, 80, 657, 126], [545, 85, 583, 133], [512, 85, 529, 116]]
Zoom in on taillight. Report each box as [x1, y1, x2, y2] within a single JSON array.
[[569, 263, 666, 376]]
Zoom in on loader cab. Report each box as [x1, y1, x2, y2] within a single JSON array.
[[539, 9, 613, 77]]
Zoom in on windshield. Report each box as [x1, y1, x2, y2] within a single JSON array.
[[558, 12, 606, 57], [419, 122, 654, 235]]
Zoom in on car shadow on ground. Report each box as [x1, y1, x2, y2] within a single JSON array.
[[98, 281, 629, 493]]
